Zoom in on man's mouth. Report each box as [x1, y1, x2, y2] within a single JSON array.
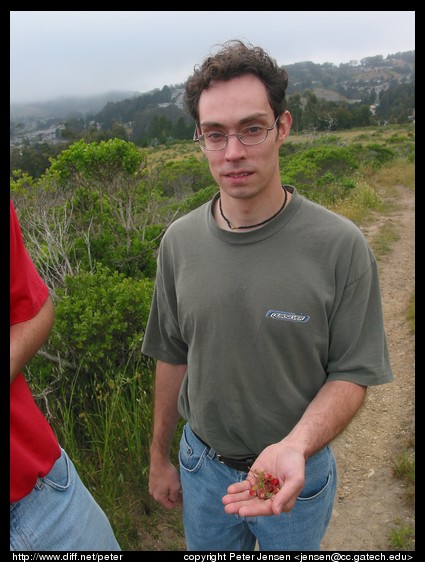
[[225, 172, 252, 178]]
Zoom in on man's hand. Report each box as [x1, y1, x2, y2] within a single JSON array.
[[221, 443, 305, 516], [149, 458, 182, 510]]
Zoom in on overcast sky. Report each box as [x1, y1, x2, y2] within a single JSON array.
[[10, 11, 415, 104]]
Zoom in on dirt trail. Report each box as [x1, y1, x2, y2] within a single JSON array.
[[321, 183, 415, 551]]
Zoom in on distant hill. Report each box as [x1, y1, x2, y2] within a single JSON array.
[[10, 91, 142, 120], [285, 52, 414, 101], [10, 51, 414, 124]]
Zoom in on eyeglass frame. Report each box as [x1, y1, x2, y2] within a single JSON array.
[[193, 114, 281, 151]]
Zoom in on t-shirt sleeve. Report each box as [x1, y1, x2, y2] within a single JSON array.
[[141, 240, 188, 364], [10, 201, 49, 326], [326, 247, 393, 386]]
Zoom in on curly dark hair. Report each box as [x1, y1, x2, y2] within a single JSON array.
[[184, 39, 289, 123]]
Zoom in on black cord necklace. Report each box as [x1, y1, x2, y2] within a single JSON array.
[[219, 185, 288, 230]]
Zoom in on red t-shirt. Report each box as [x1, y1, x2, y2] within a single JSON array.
[[10, 200, 61, 502]]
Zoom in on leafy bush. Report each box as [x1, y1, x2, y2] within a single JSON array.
[[349, 143, 395, 168], [48, 138, 146, 186], [35, 264, 155, 399], [157, 156, 211, 198], [280, 144, 359, 202]]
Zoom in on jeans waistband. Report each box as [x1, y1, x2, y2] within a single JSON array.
[[193, 431, 257, 473]]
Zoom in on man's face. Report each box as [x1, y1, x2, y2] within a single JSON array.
[[197, 74, 291, 200]]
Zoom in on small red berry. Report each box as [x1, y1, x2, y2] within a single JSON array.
[[249, 469, 281, 500]]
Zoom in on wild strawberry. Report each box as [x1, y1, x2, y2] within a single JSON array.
[[249, 469, 281, 500]]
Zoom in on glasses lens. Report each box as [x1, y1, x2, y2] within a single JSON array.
[[201, 133, 226, 150], [239, 126, 268, 146]]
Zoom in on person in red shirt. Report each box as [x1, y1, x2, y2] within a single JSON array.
[[10, 200, 121, 552]]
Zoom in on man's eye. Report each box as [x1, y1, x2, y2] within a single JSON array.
[[243, 126, 264, 135], [206, 132, 225, 140]]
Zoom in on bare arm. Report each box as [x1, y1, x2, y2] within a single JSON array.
[[284, 379, 367, 459], [223, 380, 366, 516], [10, 295, 55, 383], [148, 360, 187, 509]]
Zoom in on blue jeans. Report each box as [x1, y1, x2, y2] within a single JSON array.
[[10, 448, 121, 551], [179, 423, 337, 551]]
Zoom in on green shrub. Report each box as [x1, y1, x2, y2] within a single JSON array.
[[42, 264, 154, 395]]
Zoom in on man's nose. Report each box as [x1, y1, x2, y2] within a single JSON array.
[[224, 134, 246, 158]]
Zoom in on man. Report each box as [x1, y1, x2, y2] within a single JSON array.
[[142, 40, 393, 551], [10, 200, 121, 551]]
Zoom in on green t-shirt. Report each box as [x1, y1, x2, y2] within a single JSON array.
[[142, 187, 393, 458]]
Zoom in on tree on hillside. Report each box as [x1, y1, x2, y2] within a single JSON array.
[[11, 138, 165, 283]]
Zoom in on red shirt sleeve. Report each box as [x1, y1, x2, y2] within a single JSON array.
[[10, 200, 49, 326]]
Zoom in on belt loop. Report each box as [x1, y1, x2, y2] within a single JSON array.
[[206, 447, 216, 461], [192, 428, 217, 461]]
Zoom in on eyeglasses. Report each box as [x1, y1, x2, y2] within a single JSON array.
[[193, 115, 281, 151]]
